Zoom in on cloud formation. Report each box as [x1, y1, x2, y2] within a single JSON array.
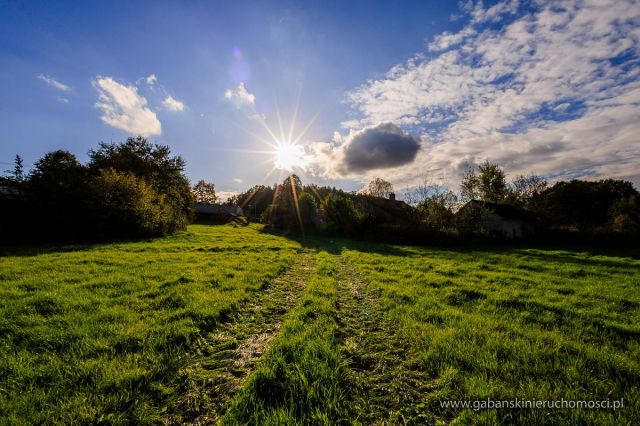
[[37, 74, 70, 91], [306, 123, 420, 177], [93, 77, 161, 136], [162, 95, 185, 111], [224, 82, 255, 108], [146, 74, 157, 86], [336, 0, 640, 187], [341, 123, 420, 173]]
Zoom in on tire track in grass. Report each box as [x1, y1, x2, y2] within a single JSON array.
[[168, 250, 314, 425], [335, 256, 437, 425], [220, 251, 352, 425]]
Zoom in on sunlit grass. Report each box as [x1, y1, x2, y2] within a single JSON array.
[[1, 226, 638, 424], [341, 243, 640, 424], [0, 224, 301, 424]]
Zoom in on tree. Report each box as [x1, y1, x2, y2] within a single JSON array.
[[363, 177, 394, 198], [91, 168, 173, 237], [460, 167, 479, 201], [88, 136, 193, 229], [539, 179, 639, 231], [298, 192, 318, 229], [609, 195, 640, 235], [507, 174, 547, 209], [5, 155, 25, 182], [192, 180, 217, 203], [264, 175, 303, 230], [227, 185, 275, 217], [460, 161, 507, 203], [321, 192, 361, 235], [414, 184, 458, 231], [477, 161, 507, 203], [27, 150, 90, 238]]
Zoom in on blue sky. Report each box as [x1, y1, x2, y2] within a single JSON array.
[[1, 0, 639, 196]]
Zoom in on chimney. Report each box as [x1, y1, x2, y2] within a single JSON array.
[[389, 192, 396, 201]]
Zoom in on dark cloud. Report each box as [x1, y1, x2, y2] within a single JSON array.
[[341, 123, 420, 173]]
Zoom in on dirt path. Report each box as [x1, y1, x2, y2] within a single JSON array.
[[168, 250, 314, 424], [334, 256, 434, 425]]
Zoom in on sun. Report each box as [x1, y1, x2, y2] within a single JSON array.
[[274, 140, 307, 171]]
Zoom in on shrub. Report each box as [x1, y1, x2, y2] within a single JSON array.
[[90, 169, 174, 237], [321, 192, 362, 235]]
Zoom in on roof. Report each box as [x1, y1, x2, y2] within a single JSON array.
[[195, 202, 243, 216], [457, 200, 535, 222]]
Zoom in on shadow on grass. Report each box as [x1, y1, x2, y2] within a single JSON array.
[[258, 225, 640, 265]]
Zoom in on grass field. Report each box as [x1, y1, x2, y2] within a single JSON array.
[[1, 224, 638, 424]]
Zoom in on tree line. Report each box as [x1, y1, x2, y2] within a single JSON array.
[[229, 161, 639, 243], [1, 137, 193, 242], [3, 139, 638, 244]]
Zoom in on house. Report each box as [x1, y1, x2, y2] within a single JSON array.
[[195, 202, 244, 222], [456, 200, 535, 238]]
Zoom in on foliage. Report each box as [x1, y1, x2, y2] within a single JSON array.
[[454, 201, 491, 236], [88, 136, 193, 227], [460, 161, 507, 203], [262, 175, 305, 232], [609, 195, 640, 235], [539, 179, 639, 231], [1, 138, 195, 243], [321, 192, 362, 235], [414, 184, 458, 231], [191, 179, 217, 204], [4, 154, 25, 182], [362, 177, 394, 198], [507, 174, 547, 209], [297, 191, 318, 230], [26, 150, 90, 239], [460, 166, 480, 201], [90, 168, 174, 237], [227, 185, 275, 217]]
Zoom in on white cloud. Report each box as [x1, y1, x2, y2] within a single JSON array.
[[233, 178, 244, 183], [428, 27, 476, 51], [224, 82, 256, 108], [162, 95, 185, 111], [57, 97, 69, 104], [146, 74, 157, 85], [329, 0, 640, 187], [216, 191, 240, 203], [37, 74, 70, 91], [93, 76, 162, 136]]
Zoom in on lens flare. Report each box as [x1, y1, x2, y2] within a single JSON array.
[[274, 141, 307, 171]]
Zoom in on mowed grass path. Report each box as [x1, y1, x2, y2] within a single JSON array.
[[1, 224, 639, 424]]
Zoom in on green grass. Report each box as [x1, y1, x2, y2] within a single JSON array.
[[1, 225, 639, 424], [0, 224, 301, 424], [339, 243, 640, 424]]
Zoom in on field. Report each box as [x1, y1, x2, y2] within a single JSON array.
[[0, 224, 638, 424]]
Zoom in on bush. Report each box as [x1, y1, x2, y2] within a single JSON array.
[[88, 136, 194, 229], [90, 169, 174, 237], [321, 193, 362, 235]]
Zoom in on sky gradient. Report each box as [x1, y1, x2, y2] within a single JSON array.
[[1, 0, 639, 196]]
